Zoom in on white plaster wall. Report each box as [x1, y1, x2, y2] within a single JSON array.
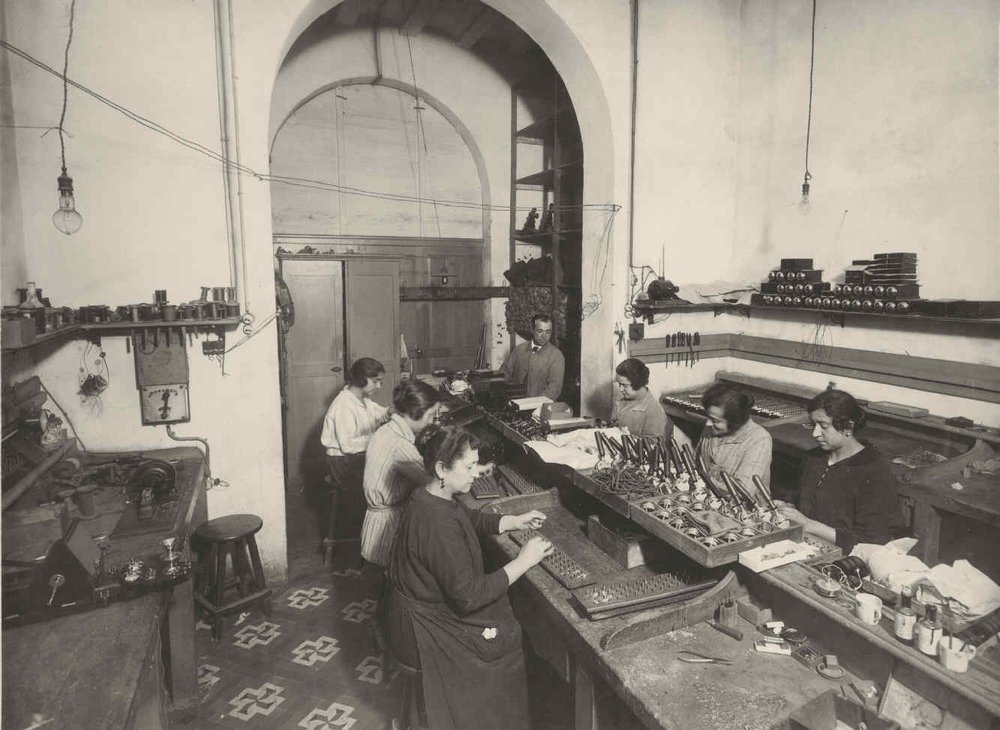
[[3, 0, 288, 579], [734, 0, 1000, 299]]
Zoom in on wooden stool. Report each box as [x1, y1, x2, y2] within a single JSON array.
[[191, 514, 272, 640], [391, 658, 428, 730]]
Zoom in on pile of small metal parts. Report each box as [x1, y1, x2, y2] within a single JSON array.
[[483, 405, 550, 440], [509, 528, 592, 590], [593, 433, 791, 550]]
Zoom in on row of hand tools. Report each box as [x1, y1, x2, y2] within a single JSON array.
[[666, 331, 701, 367]]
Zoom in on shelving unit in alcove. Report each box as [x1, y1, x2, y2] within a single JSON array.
[[508, 74, 583, 409]]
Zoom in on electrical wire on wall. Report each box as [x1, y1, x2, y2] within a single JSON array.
[[77, 341, 109, 413], [0, 39, 620, 218], [582, 205, 621, 320]]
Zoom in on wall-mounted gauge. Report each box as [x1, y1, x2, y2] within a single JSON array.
[[139, 384, 190, 425]]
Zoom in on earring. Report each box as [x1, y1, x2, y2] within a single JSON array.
[[438, 476, 445, 491]]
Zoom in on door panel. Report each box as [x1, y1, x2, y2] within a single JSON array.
[[345, 260, 400, 407], [281, 259, 344, 491]]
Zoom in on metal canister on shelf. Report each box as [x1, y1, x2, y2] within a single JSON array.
[[861, 300, 874, 312], [138, 303, 154, 321], [206, 301, 220, 319], [872, 300, 885, 313], [225, 286, 237, 302], [200, 286, 211, 302], [154, 289, 168, 304], [161, 304, 177, 321], [177, 305, 192, 320], [129, 304, 142, 322], [224, 302, 241, 318], [149, 303, 162, 321], [211, 287, 227, 302], [851, 299, 863, 311], [191, 303, 206, 319]]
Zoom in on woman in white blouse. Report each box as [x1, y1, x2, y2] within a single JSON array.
[[319, 358, 393, 560]]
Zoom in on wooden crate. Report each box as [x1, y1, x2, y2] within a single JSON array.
[[586, 514, 671, 569]]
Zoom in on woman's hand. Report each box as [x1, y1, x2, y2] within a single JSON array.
[[774, 500, 809, 526], [512, 510, 546, 531], [517, 536, 554, 566], [380, 407, 395, 425]]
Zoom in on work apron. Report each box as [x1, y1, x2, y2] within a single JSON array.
[[388, 587, 531, 730]]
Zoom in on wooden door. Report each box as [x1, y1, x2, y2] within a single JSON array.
[[281, 258, 345, 491], [345, 259, 400, 406]]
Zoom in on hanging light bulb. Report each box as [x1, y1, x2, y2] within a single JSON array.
[[798, 171, 812, 216], [798, 0, 817, 217], [52, 168, 83, 235], [52, 0, 82, 236]]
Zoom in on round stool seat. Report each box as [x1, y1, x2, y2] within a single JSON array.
[[191, 513, 271, 640], [194, 514, 263, 543]]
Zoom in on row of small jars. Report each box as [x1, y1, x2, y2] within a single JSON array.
[[770, 282, 907, 298], [761, 296, 914, 313]]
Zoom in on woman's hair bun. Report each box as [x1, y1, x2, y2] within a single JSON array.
[[415, 423, 442, 456]]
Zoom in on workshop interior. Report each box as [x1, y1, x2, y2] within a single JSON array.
[[2, 1, 1000, 729]]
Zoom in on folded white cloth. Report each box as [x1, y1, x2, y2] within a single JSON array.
[[523, 440, 599, 471], [852, 538, 929, 594], [926, 560, 1000, 617]]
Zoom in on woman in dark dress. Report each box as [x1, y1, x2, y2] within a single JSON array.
[[776, 389, 898, 552], [385, 425, 552, 730]]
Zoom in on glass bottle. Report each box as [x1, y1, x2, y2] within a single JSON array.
[[893, 585, 917, 643], [18, 282, 43, 309], [916, 604, 943, 655]]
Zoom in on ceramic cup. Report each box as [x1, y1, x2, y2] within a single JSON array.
[[938, 637, 976, 673], [855, 593, 883, 625]]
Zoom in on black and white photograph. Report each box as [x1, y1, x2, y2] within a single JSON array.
[[1, 1, 999, 728]]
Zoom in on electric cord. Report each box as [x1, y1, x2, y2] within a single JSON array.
[[38, 380, 87, 452], [0, 38, 621, 215]]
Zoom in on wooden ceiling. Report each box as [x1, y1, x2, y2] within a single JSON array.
[[290, 0, 556, 91]]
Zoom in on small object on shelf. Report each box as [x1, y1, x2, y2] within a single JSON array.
[[520, 207, 539, 233], [538, 203, 554, 233], [646, 278, 679, 301]]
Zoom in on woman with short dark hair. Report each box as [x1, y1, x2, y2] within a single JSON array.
[[385, 425, 551, 730], [360, 379, 442, 568], [776, 389, 897, 551], [696, 382, 772, 501], [611, 358, 673, 440], [319, 358, 391, 556]]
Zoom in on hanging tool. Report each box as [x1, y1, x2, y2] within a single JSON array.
[[677, 650, 734, 665], [688, 332, 695, 367], [693, 332, 701, 364], [670, 333, 678, 365]]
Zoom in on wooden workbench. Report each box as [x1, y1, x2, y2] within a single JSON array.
[[1, 446, 207, 728], [458, 391, 1000, 729], [475, 491, 862, 730]]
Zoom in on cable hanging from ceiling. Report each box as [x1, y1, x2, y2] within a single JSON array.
[[0, 36, 620, 216], [799, 0, 818, 216], [51, 0, 82, 235]]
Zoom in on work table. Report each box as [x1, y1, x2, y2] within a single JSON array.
[[1, 446, 207, 729]]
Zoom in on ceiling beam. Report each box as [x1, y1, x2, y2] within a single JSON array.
[[457, 7, 498, 49], [401, 0, 438, 36], [337, 0, 366, 26]]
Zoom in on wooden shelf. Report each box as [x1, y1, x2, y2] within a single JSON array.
[[733, 303, 1000, 329], [515, 169, 554, 189], [2, 318, 243, 353], [512, 228, 582, 245], [399, 287, 510, 301]]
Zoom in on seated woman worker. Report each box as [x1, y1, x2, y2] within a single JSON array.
[[385, 425, 552, 730], [696, 382, 773, 502], [776, 388, 898, 552], [612, 358, 677, 441]]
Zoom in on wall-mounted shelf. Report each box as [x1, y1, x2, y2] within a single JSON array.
[[2, 318, 243, 354], [730, 303, 1000, 329], [399, 287, 510, 302]]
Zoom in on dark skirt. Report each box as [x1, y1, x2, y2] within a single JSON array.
[[386, 587, 530, 730]]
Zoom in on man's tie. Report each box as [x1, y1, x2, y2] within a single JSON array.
[[531, 345, 540, 353]]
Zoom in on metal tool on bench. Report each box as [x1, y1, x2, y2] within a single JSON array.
[[677, 650, 734, 665]]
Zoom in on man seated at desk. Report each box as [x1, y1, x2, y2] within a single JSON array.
[[500, 313, 565, 401]]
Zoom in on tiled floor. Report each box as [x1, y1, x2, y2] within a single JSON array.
[[168, 486, 574, 729]]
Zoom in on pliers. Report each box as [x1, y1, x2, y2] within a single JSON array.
[[677, 651, 734, 665]]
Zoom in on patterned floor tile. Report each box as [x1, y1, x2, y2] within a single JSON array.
[[169, 492, 572, 730]]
